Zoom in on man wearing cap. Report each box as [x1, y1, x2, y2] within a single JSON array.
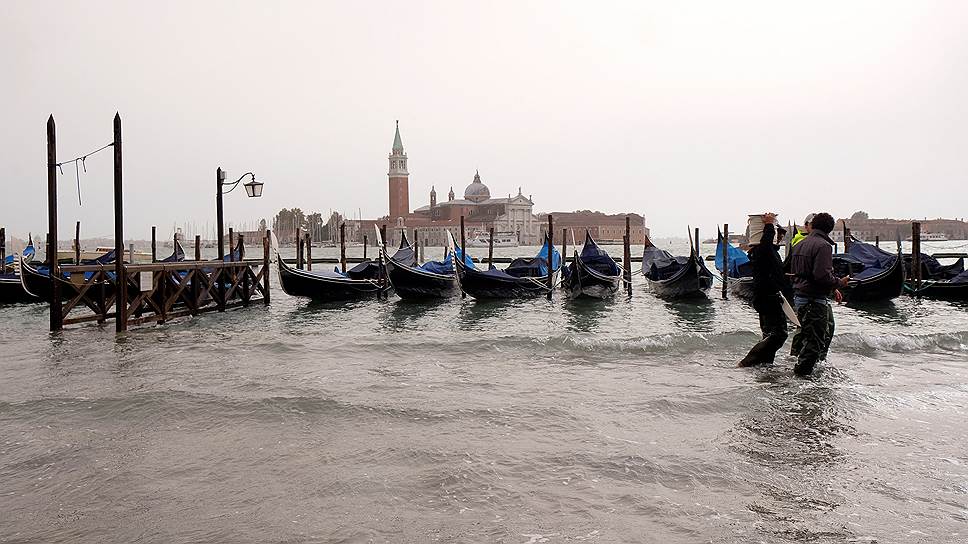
[[788, 212, 848, 376], [790, 213, 814, 247]]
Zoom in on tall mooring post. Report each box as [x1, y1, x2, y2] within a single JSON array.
[[560, 228, 568, 272], [228, 228, 235, 261], [487, 227, 495, 267], [624, 216, 632, 296], [694, 227, 700, 259], [546, 214, 554, 300], [113, 113, 125, 332], [721, 223, 729, 299], [295, 227, 302, 269], [47, 115, 62, 331], [912, 221, 922, 291], [363, 235, 368, 260], [263, 229, 271, 305], [0, 228, 5, 272], [74, 221, 81, 264], [304, 232, 312, 271], [151, 226, 157, 262], [194, 235, 201, 261], [340, 223, 347, 273], [379, 224, 388, 299], [216, 168, 226, 260], [843, 222, 851, 253], [460, 216, 466, 299]]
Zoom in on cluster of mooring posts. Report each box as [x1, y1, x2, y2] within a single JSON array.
[[44, 114, 270, 332]]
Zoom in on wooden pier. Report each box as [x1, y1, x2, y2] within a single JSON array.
[[45, 113, 269, 331]]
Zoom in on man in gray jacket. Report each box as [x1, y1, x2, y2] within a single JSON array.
[[787, 212, 849, 376]]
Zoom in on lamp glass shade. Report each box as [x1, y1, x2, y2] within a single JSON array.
[[243, 179, 264, 198]]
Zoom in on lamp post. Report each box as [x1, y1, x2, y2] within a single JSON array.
[[216, 167, 264, 260]]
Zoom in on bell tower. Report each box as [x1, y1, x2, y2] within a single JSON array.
[[388, 120, 409, 219]]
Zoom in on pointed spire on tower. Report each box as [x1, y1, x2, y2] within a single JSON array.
[[392, 120, 404, 153]]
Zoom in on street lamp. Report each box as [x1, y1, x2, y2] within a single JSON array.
[[216, 167, 265, 261]]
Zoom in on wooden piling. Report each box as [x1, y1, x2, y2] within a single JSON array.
[[0, 228, 5, 273], [624, 215, 632, 296], [379, 225, 388, 299], [912, 221, 922, 291], [487, 227, 494, 268], [113, 113, 125, 332], [694, 227, 700, 258], [875, 235, 880, 248], [151, 226, 157, 262], [843, 222, 851, 252], [194, 235, 201, 261], [340, 223, 346, 273], [47, 115, 63, 331], [414, 229, 421, 264], [721, 224, 729, 299], [363, 235, 368, 260], [546, 214, 554, 300], [304, 232, 311, 271], [295, 227, 302, 269], [71, 221, 80, 265], [228, 228, 235, 262], [263, 229, 271, 305], [460, 216, 466, 299], [561, 228, 568, 272]]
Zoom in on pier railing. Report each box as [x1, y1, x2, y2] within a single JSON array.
[[55, 236, 270, 328]]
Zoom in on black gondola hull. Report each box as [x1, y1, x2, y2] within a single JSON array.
[[0, 275, 37, 303], [277, 259, 386, 302], [456, 261, 553, 300], [385, 258, 457, 300], [843, 254, 904, 303], [727, 276, 755, 301], [644, 256, 713, 299], [907, 280, 968, 302], [561, 258, 621, 299]]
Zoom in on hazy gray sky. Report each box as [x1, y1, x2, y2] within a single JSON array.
[[2, 1, 966, 239]]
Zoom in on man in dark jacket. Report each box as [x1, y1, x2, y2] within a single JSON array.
[[738, 215, 794, 367], [788, 212, 849, 376]]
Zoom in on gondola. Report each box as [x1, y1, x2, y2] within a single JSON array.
[[832, 236, 904, 302], [275, 233, 402, 303], [20, 246, 118, 303], [19, 242, 186, 304], [903, 253, 968, 301], [713, 231, 754, 300], [0, 238, 38, 303], [641, 236, 713, 299], [454, 235, 560, 300], [384, 236, 458, 300], [560, 232, 622, 299]]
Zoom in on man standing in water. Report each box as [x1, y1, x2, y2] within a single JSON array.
[[788, 212, 849, 376], [738, 214, 793, 367]]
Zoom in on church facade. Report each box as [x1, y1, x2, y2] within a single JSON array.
[[378, 122, 542, 246]]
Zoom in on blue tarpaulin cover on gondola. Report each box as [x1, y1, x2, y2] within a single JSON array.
[[454, 244, 476, 270], [419, 252, 453, 275], [577, 234, 619, 275], [714, 235, 750, 278], [534, 237, 561, 275], [836, 237, 898, 280]]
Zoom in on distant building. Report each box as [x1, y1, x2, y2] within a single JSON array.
[[354, 121, 655, 249], [835, 212, 968, 242], [537, 211, 649, 245]]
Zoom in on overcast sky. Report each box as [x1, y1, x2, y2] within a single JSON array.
[[1, 1, 966, 240]]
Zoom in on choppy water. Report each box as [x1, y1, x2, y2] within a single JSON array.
[[2, 241, 967, 543]]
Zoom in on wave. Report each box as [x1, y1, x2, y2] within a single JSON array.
[[832, 330, 968, 355]]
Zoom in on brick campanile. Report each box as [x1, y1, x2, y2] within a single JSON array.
[[388, 120, 409, 219]]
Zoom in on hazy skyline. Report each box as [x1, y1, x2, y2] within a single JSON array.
[[2, 1, 966, 240]]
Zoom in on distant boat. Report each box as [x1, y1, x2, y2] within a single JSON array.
[[466, 231, 518, 248], [905, 232, 949, 242]]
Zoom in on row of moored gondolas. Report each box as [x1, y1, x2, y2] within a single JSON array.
[[2, 229, 966, 306]]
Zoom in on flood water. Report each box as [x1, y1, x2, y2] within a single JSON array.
[[1, 241, 967, 543]]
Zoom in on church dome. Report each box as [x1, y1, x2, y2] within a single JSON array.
[[464, 170, 490, 203]]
